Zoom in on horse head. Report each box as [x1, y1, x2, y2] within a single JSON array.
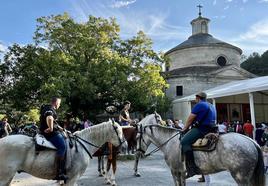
[[136, 112, 164, 155]]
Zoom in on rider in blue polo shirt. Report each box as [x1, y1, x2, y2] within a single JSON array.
[[181, 92, 217, 178]]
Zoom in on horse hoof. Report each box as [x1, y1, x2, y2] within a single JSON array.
[[106, 180, 111, 185], [135, 172, 141, 177]]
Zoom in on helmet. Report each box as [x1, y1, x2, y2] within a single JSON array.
[[195, 92, 207, 99]]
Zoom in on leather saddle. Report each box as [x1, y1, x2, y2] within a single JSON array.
[[192, 133, 219, 151], [35, 134, 57, 150]]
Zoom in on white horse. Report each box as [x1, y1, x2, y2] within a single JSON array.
[[133, 113, 162, 177], [0, 121, 123, 186], [137, 124, 265, 186]]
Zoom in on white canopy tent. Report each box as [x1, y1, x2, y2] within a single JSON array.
[[173, 76, 268, 139], [173, 76, 268, 102]]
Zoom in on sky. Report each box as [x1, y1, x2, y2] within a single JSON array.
[[1, 0, 268, 58]]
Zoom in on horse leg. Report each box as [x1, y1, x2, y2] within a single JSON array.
[[101, 156, 105, 176], [105, 158, 112, 184], [0, 176, 14, 186], [230, 170, 252, 186], [178, 172, 186, 186], [111, 154, 117, 186], [0, 162, 18, 186], [133, 152, 141, 177], [64, 175, 78, 186], [98, 156, 105, 177]]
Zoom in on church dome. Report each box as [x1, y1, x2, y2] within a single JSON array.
[[165, 12, 242, 71], [165, 33, 242, 55]]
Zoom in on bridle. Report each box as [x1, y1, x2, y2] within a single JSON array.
[[136, 113, 182, 156], [136, 112, 162, 153], [136, 124, 150, 154], [70, 120, 123, 158], [111, 119, 124, 146]]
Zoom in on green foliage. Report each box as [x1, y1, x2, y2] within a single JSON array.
[[0, 13, 170, 118], [0, 114, 6, 120], [26, 108, 40, 122], [241, 51, 268, 76]]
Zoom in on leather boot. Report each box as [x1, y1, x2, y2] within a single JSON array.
[[185, 150, 201, 178], [198, 175, 205, 182], [55, 156, 68, 183]]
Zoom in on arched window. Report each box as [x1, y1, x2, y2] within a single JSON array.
[[201, 21, 207, 33]]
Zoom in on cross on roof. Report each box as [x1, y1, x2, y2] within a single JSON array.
[[197, 4, 203, 16]]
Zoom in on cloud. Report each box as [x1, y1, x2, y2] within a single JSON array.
[[240, 18, 268, 40], [69, 1, 189, 52], [242, 0, 248, 3], [224, 5, 230, 10], [213, 15, 226, 19], [259, 0, 268, 3], [226, 0, 233, 2], [0, 42, 7, 53], [110, 0, 137, 8], [228, 18, 268, 55], [213, 0, 217, 5]]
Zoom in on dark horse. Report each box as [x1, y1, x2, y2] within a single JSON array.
[[95, 126, 138, 186]]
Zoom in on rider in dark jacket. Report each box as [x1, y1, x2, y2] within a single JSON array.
[[181, 92, 217, 178], [40, 97, 68, 183]]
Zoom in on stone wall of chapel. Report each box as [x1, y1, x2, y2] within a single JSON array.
[[166, 76, 234, 100], [167, 46, 241, 71]]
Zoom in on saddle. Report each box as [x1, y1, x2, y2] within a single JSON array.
[[192, 133, 219, 151], [35, 134, 57, 150]]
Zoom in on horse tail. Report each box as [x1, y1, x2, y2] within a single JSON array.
[[251, 142, 265, 186]]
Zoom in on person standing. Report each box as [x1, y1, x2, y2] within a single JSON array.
[[39, 97, 68, 183], [119, 101, 132, 126], [0, 117, 12, 137], [243, 120, 254, 138], [218, 122, 227, 135], [181, 92, 217, 178]]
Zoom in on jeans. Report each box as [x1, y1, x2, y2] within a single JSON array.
[[180, 128, 204, 153], [49, 133, 67, 157], [120, 121, 129, 126]]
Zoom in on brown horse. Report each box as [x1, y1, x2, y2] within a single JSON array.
[[98, 126, 138, 186]]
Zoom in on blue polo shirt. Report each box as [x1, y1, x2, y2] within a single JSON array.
[[191, 100, 216, 132]]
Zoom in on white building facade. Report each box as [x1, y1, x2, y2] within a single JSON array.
[[165, 12, 256, 122]]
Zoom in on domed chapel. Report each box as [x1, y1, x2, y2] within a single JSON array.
[[165, 6, 255, 121]]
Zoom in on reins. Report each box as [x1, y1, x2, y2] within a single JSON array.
[[66, 129, 100, 159], [142, 125, 182, 157]]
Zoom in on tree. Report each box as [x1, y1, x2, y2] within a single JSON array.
[[241, 51, 268, 76], [0, 13, 169, 118]]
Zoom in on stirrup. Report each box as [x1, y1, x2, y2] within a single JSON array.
[[198, 177, 205, 182], [56, 174, 68, 184], [186, 171, 196, 179], [185, 166, 200, 179]]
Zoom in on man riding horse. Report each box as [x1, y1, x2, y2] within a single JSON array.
[[39, 96, 68, 183], [181, 92, 217, 178]]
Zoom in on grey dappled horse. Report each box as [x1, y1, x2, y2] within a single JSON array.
[[133, 113, 162, 177], [0, 121, 123, 186], [137, 124, 265, 186]]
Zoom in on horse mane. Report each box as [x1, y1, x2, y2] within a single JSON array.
[[138, 114, 159, 126], [145, 124, 180, 139], [74, 121, 112, 142]]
